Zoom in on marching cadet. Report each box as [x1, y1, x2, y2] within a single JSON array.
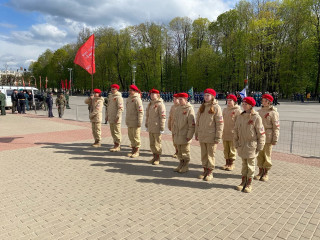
[[168, 93, 179, 158], [126, 84, 144, 158], [55, 93, 66, 118], [234, 97, 265, 193], [85, 89, 104, 147], [195, 89, 224, 181], [172, 93, 195, 173], [222, 94, 241, 171], [106, 84, 123, 152], [145, 88, 166, 165], [255, 94, 280, 182]]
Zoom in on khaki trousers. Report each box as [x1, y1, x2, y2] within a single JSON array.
[[91, 122, 101, 142], [200, 142, 217, 170], [172, 134, 177, 149], [128, 127, 141, 148], [223, 140, 237, 160], [149, 133, 162, 154], [257, 143, 273, 169], [177, 144, 190, 161], [241, 158, 256, 179], [110, 123, 121, 144]]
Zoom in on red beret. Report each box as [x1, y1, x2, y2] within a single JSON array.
[[262, 94, 273, 102], [204, 88, 216, 97], [111, 84, 120, 90], [243, 97, 256, 107], [227, 94, 237, 102], [173, 93, 179, 98], [93, 89, 101, 93], [149, 88, 159, 94], [130, 84, 140, 92], [178, 92, 189, 98]]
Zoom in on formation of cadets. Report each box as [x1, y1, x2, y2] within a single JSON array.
[[85, 84, 280, 193]]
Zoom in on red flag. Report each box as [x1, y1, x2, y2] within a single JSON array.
[[28, 80, 30, 86], [22, 78, 25, 87], [45, 77, 48, 89], [65, 79, 68, 90], [68, 79, 71, 90], [61, 80, 65, 90], [74, 34, 95, 75], [39, 76, 41, 89]]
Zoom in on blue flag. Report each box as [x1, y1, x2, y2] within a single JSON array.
[[188, 87, 194, 99], [239, 88, 247, 99]]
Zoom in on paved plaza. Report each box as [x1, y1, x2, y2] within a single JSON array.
[[0, 102, 320, 239]]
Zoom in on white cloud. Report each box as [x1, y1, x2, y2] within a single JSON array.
[[1, 0, 237, 70]]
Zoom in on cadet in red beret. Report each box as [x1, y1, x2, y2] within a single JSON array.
[[106, 84, 123, 152], [168, 93, 180, 158], [145, 88, 166, 165], [195, 88, 223, 181], [172, 92, 195, 173], [234, 96, 265, 193], [222, 94, 241, 171], [110, 84, 120, 90], [126, 84, 144, 158], [255, 93, 280, 182], [84, 88, 104, 147]]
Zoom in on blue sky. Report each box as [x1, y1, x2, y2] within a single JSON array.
[[0, 0, 238, 71]]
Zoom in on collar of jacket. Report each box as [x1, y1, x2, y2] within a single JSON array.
[[242, 109, 258, 115], [129, 93, 139, 99], [151, 98, 163, 104], [262, 105, 276, 111], [227, 105, 240, 110], [112, 91, 121, 97], [181, 102, 192, 109]]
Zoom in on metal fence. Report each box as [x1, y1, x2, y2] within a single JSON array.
[[34, 105, 320, 157]]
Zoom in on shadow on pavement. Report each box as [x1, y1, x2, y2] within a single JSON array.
[[0, 137, 24, 143], [34, 142, 239, 189]]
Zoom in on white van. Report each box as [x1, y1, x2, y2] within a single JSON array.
[[0, 86, 39, 108]]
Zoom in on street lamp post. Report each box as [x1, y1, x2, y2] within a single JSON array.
[[68, 68, 72, 95], [132, 65, 136, 85]]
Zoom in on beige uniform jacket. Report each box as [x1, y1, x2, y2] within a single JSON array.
[[55, 96, 66, 106], [258, 106, 280, 144], [125, 93, 144, 128], [145, 98, 166, 133], [234, 110, 266, 159], [168, 104, 179, 131], [222, 105, 241, 141], [195, 100, 224, 143], [172, 102, 195, 145], [106, 91, 123, 124], [85, 97, 104, 123]]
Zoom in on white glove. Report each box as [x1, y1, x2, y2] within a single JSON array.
[[160, 131, 164, 134]]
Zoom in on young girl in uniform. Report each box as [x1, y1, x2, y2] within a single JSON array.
[[222, 94, 241, 171], [168, 94, 179, 158], [195, 89, 224, 181], [172, 93, 195, 173], [145, 88, 166, 165], [234, 97, 265, 193], [255, 94, 280, 181]]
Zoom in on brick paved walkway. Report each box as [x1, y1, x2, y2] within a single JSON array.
[[0, 114, 319, 240]]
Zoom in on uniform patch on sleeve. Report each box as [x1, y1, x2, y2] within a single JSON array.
[[219, 116, 223, 122], [275, 120, 280, 127], [260, 126, 265, 135]]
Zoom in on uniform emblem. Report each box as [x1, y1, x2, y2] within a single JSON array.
[[260, 127, 265, 135], [132, 99, 134, 102], [275, 120, 280, 127], [183, 111, 187, 115], [248, 120, 254, 125], [264, 113, 270, 118], [219, 116, 223, 122], [154, 104, 158, 109], [113, 98, 116, 101]]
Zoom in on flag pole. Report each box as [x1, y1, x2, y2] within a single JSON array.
[[91, 35, 94, 92]]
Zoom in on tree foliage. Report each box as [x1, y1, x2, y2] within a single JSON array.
[[29, 0, 320, 97]]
